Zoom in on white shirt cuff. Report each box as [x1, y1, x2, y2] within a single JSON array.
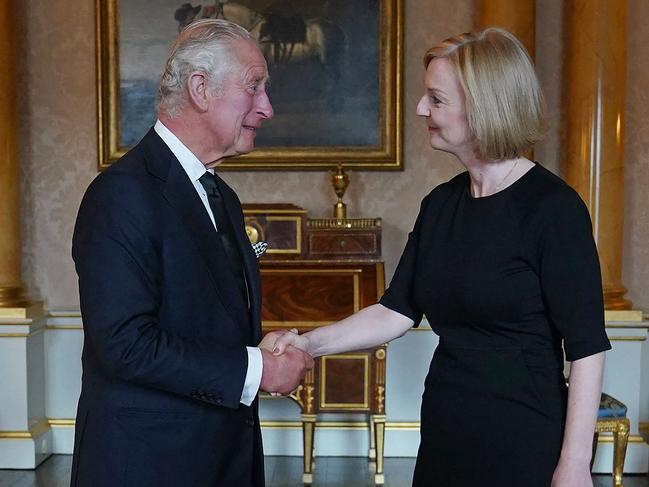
[[240, 346, 263, 406]]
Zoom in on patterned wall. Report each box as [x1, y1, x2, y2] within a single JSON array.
[[623, 0, 649, 312], [16, 0, 649, 312]]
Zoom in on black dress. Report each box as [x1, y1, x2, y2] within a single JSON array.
[[380, 164, 611, 487]]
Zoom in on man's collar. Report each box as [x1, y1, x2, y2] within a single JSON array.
[[154, 119, 213, 179]]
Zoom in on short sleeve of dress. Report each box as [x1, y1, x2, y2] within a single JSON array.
[[379, 196, 429, 327], [538, 189, 611, 361]]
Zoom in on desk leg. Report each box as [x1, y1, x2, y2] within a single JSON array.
[[302, 414, 316, 484], [369, 415, 376, 460], [373, 414, 386, 485]]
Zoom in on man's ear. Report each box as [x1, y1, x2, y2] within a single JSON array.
[[187, 71, 210, 111]]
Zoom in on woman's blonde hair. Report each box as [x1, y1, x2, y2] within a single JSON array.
[[424, 27, 546, 160]]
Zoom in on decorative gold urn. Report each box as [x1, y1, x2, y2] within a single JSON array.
[[330, 164, 350, 219]]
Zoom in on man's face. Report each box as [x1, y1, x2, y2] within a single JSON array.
[[205, 40, 273, 163]]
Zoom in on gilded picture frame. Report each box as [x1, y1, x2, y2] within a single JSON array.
[[96, 0, 403, 170]]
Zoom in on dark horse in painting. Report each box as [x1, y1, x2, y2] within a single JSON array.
[[174, 2, 345, 82], [175, 2, 262, 32]]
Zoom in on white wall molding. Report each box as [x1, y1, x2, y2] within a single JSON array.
[[2, 310, 647, 472], [0, 315, 51, 468]]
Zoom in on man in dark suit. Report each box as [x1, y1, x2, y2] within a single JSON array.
[[70, 19, 313, 487]]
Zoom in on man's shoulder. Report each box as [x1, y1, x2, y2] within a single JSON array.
[[109, 129, 161, 174], [88, 130, 165, 197], [89, 160, 147, 200], [81, 151, 162, 224]]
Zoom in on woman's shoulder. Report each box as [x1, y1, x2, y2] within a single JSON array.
[[421, 170, 468, 205], [525, 163, 570, 192], [516, 163, 591, 223]]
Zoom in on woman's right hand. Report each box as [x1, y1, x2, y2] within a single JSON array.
[[272, 329, 310, 356]]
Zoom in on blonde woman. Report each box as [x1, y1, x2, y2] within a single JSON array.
[[265, 28, 609, 487]]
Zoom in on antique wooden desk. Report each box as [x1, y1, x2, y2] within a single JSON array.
[[244, 205, 387, 485]]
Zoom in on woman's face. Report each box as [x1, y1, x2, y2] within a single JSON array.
[[416, 57, 474, 159]]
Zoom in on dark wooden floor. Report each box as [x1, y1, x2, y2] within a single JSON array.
[[0, 455, 647, 487]]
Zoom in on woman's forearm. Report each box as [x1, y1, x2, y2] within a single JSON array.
[[560, 352, 606, 463], [304, 304, 414, 357]]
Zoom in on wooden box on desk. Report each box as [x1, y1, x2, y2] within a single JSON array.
[[242, 204, 307, 258], [306, 218, 382, 259]]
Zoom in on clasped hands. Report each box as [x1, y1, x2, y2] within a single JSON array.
[[258, 329, 312, 396]]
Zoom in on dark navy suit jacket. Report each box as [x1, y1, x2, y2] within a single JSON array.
[[70, 128, 264, 487]]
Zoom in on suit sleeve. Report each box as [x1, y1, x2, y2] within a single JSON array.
[[72, 171, 248, 409]]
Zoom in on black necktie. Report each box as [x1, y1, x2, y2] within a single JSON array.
[[198, 172, 247, 302]]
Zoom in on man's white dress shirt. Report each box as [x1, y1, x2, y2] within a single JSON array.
[[154, 120, 263, 406]]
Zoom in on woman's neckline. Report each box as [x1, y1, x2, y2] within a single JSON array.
[[464, 161, 539, 201]]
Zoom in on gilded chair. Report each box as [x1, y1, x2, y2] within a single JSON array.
[[592, 393, 630, 487]]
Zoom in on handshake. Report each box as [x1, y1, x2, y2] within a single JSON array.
[[258, 329, 313, 395]]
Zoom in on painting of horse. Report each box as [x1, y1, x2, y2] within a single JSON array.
[[254, 17, 345, 84], [174, 2, 345, 77], [174, 1, 263, 31]]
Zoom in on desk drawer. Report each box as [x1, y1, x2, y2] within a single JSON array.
[[308, 232, 379, 258], [260, 269, 360, 323]]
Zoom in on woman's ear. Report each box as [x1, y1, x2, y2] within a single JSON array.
[[186, 71, 210, 112]]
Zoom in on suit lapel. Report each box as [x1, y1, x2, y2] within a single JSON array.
[[214, 174, 262, 344], [140, 130, 249, 322]]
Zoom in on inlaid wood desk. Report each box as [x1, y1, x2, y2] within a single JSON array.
[[260, 259, 387, 485], [244, 205, 387, 485]]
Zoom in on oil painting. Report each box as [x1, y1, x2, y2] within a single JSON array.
[[97, 0, 403, 169]]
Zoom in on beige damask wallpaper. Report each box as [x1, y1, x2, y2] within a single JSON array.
[[622, 0, 649, 313], [16, 0, 649, 312]]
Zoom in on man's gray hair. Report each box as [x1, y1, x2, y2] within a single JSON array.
[[156, 19, 254, 118]]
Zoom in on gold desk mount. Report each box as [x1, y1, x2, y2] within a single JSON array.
[[330, 164, 350, 219]]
